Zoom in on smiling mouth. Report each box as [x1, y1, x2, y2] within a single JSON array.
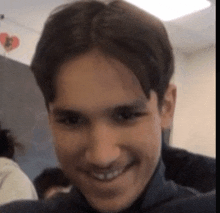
[[92, 169, 124, 181], [89, 162, 134, 182]]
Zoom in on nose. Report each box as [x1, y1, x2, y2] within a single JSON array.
[[85, 123, 121, 168]]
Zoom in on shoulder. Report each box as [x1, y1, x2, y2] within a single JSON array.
[[0, 158, 38, 202], [0, 159, 31, 186], [162, 143, 216, 170], [0, 157, 21, 186], [0, 200, 48, 213], [0, 192, 86, 213], [0, 158, 33, 186], [148, 190, 216, 213], [162, 143, 216, 168], [162, 144, 216, 192], [0, 157, 23, 177]]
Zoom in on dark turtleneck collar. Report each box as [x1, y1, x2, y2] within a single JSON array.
[[68, 159, 180, 213]]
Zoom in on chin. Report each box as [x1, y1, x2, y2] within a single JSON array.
[[87, 192, 135, 213], [92, 204, 127, 213]]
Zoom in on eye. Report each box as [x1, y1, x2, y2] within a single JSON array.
[[114, 110, 146, 123], [118, 112, 136, 120], [56, 115, 85, 127]]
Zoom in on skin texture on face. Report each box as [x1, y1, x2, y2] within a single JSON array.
[[48, 49, 176, 212]]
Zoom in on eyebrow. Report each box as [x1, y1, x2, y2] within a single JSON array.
[[51, 98, 148, 117], [105, 99, 148, 114], [52, 108, 84, 118]]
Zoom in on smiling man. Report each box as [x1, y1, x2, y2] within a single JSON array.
[[48, 49, 168, 212], [0, 0, 215, 212]]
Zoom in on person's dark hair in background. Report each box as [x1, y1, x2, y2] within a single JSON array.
[[0, 122, 38, 204], [34, 168, 71, 199], [0, 122, 23, 159]]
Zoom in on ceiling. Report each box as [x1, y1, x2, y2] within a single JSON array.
[[0, 0, 216, 65]]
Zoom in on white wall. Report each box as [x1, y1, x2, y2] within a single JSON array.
[[0, 0, 68, 65], [171, 45, 216, 157], [0, 17, 40, 65]]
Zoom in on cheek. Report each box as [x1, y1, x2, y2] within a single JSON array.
[[124, 117, 162, 160], [51, 126, 84, 162]]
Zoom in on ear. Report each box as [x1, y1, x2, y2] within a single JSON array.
[[161, 84, 177, 129]]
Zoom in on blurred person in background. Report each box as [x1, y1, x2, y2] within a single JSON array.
[[0, 122, 38, 205], [34, 167, 72, 199]]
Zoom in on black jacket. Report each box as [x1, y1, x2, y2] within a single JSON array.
[[0, 160, 216, 213], [162, 142, 216, 193]]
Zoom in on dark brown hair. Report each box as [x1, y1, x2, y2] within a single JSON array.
[[31, 0, 174, 109], [33, 167, 71, 199], [0, 123, 22, 159]]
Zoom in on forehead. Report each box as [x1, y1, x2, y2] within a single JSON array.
[[53, 49, 148, 112]]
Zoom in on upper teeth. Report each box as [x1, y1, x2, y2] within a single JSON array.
[[93, 169, 123, 181]]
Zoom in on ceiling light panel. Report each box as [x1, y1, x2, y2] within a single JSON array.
[[125, 0, 211, 21]]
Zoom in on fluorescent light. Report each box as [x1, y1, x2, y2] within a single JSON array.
[[125, 0, 211, 21]]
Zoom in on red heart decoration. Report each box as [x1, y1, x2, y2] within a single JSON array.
[[0, 33, 20, 52]]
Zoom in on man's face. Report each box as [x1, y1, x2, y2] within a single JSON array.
[[48, 49, 174, 212]]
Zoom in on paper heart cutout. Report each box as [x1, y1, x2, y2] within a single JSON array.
[[0, 33, 20, 52]]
